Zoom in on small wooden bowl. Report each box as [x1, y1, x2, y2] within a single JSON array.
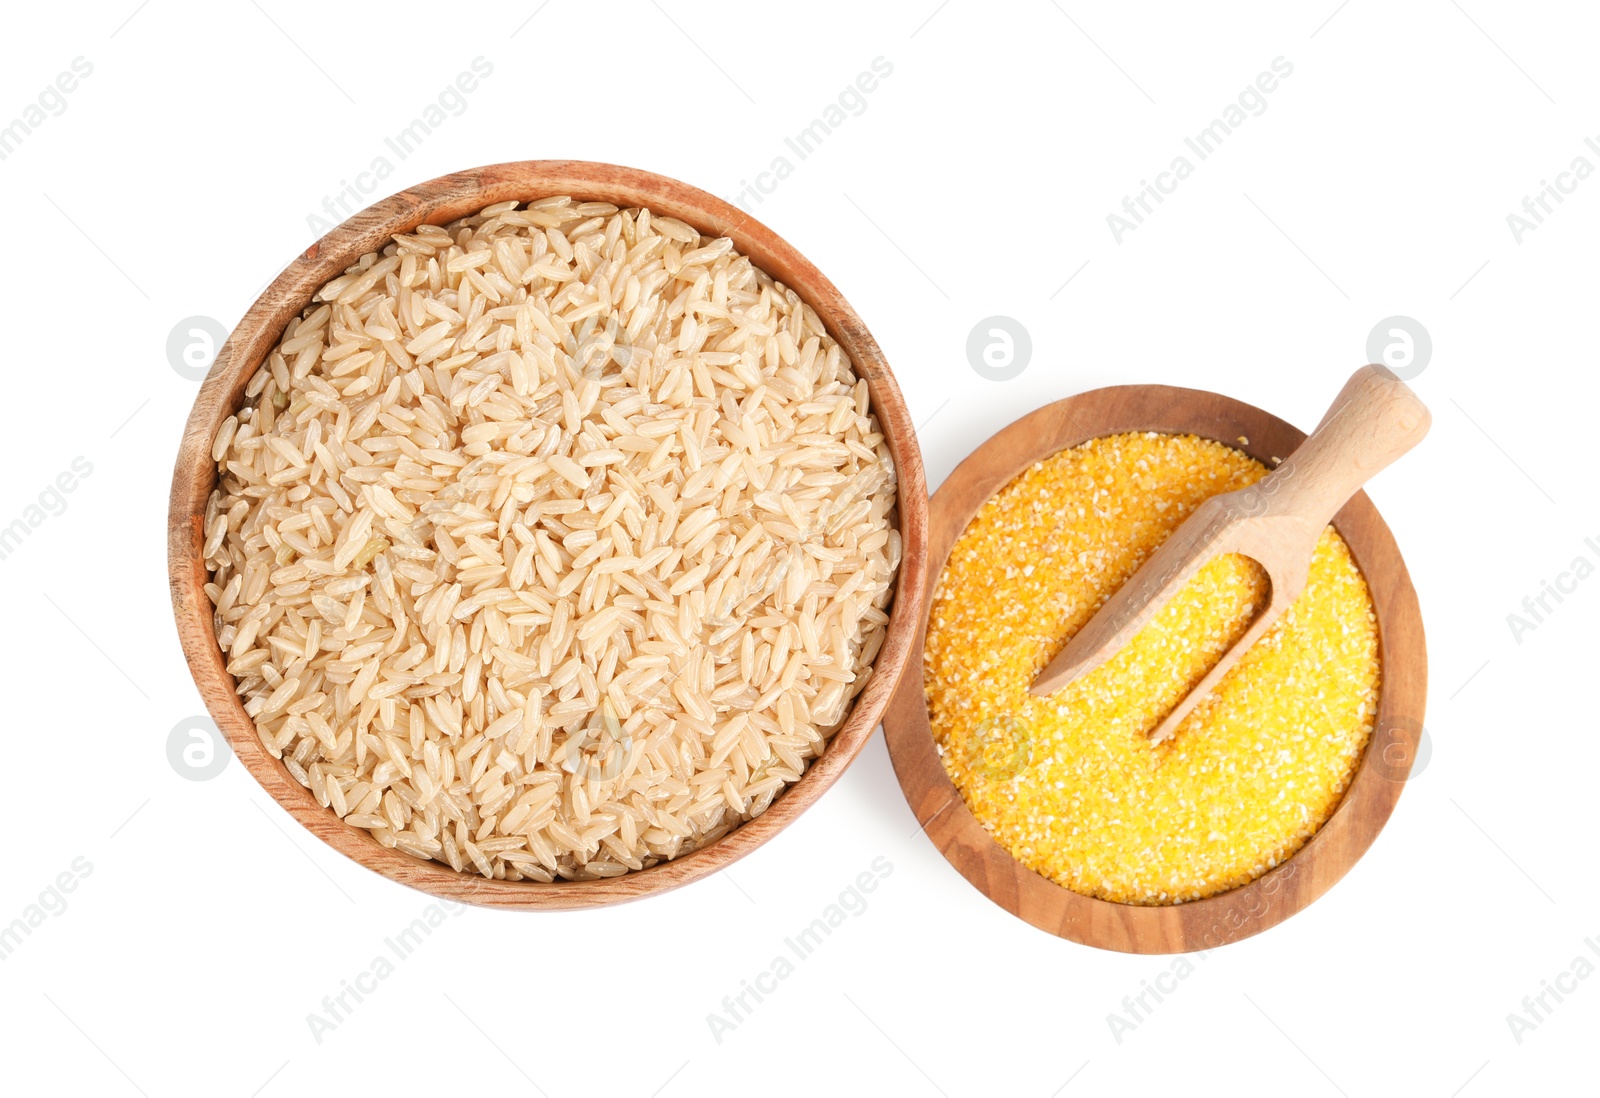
[[168, 161, 929, 909], [883, 384, 1426, 953]]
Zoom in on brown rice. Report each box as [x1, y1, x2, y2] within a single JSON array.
[[204, 197, 899, 880]]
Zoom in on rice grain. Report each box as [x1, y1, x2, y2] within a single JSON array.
[[206, 198, 900, 880]]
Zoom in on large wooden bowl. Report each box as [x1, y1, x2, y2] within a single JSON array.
[[883, 384, 1426, 953], [168, 161, 929, 909]]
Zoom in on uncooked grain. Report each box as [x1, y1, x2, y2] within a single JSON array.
[[924, 432, 1379, 905], [205, 197, 900, 880]]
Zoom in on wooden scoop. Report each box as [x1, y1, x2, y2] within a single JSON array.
[[1029, 364, 1430, 741]]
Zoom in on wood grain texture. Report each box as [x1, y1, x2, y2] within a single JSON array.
[[168, 161, 929, 909], [883, 383, 1427, 953]]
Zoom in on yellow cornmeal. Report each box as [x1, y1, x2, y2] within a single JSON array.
[[924, 432, 1381, 905]]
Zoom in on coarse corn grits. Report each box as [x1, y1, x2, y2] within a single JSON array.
[[924, 432, 1380, 905]]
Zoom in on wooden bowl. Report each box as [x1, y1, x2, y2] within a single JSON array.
[[883, 384, 1426, 953], [168, 161, 929, 909]]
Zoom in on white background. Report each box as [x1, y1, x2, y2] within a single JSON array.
[[1, 2, 1593, 1094]]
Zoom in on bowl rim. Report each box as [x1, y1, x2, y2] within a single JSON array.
[[168, 160, 929, 909], [882, 382, 1427, 953]]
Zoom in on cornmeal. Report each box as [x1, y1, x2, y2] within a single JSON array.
[[924, 432, 1380, 904]]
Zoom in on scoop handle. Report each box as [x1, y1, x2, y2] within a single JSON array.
[[1254, 365, 1430, 529]]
